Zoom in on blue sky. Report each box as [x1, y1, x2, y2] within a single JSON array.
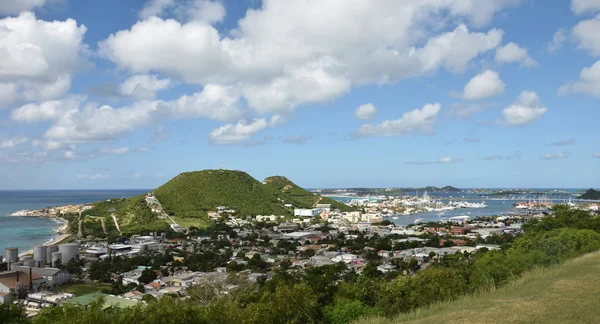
[[0, 0, 598, 190]]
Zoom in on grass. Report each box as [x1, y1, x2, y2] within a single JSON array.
[[358, 251, 600, 324], [56, 282, 111, 297], [172, 217, 212, 229]]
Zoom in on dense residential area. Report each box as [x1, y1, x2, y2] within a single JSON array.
[[2, 202, 600, 323]]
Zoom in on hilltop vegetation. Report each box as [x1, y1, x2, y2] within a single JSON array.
[[579, 188, 600, 200], [154, 170, 354, 218], [263, 176, 354, 212]]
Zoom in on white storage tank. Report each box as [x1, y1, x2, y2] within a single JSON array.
[[46, 245, 58, 264], [5, 247, 18, 262], [58, 243, 79, 265], [51, 252, 62, 267], [23, 260, 35, 267], [34, 245, 48, 265]]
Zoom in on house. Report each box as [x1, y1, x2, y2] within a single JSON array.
[[451, 227, 467, 235], [377, 250, 392, 258], [294, 209, 318, 217], [144, 282, 162, 291], [315, 204, 332, 213]]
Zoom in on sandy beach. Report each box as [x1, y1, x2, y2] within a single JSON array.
[[16, 217, 71, 257]]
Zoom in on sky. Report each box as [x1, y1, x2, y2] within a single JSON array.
[[0, 0, 599, 190]]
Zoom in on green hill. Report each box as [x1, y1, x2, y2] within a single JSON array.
[[76, 170, 354, 236], [579, 188, 600, 200], [154, 170, 354, 218], [359, 251, 600, 324], [263, 175, 355, 212]]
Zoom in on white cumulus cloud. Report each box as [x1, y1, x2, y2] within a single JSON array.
[[0, 137, 29, 149], [463, 70, 505, 100], [11, 96, 82, 123], [99, 2, 508, 116], [0, 12, 88, 109], [207, 118, 269, 145], [354, 104, 377, 121], [559, 61, 600, 98], [571, 0, 600, 15], [357, 103, 441, 137], [502, 91, 548, 126], [573, 14, 600, 56], [547, 29, 567, 53], [120, 74, 171, 100], [495, 42, 538, 67]]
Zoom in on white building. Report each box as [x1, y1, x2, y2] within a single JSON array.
[[294, 209, 318, 217]]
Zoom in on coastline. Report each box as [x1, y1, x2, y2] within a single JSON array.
[[14, 215, 71, 257]]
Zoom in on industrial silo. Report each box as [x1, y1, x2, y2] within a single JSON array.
[[46, 245, 58, 264], [34, 245, 48, 265], [58, 243, 79, 265], [51, 252, 62, 267], [23, 260, 35, 267], [5, 247, 18, 262]]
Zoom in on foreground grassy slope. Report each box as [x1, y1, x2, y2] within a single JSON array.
[[263, 175, 355, 212], [360, 251, 600, 324]]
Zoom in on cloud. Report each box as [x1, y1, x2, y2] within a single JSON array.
[[64, 150, 75, 159], [438, 157, 464, 163], [573, 14, 600, 56], [120, 74, 171, 100], [0, 0, 47, 15], [0, 12, 88, 109], [501, 90, 548, 126], [98, 147, 130, 156], [495, 42, 538, 67], [139, 0, 175, 19], [547, 29, 567, 53], [540, 152, 569, 160], [11, 96, 82, 123], [558, 61, 600, 98], [547, 138, 576, 147], [354, 104, 377, 121], [593, 152, 600, 158], [463, 136, 480, 143], [282, 134, 313, 144], [207, 118, 269, 145], [463, 70, 505, 100], [0, 137, 29, 149], [99, 2, 508, 116], [27, 84, 242, 143], [571, 0, 600, 15], [357, 103, 441, 137], [406, 160, 432, 165], [76, 173, 109, 180]]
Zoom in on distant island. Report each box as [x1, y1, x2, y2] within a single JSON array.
[[580, 189, 600, 200]]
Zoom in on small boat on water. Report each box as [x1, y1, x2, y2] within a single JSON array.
[[413, 218, 424, 224]]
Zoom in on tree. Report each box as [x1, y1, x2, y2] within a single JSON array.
[[0, 302, 27, 324], [160, 268, 170, 277], [138, 268, 158, 285], [324, 299, 374, 324], [141, 294, 157, 303]]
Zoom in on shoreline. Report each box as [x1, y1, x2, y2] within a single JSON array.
[[13, 215, 72, 257]]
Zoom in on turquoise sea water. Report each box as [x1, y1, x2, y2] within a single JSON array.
[[0, 190, 148, 257]]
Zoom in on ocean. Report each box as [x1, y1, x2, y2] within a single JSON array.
[[0, 190, 148, 257]]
